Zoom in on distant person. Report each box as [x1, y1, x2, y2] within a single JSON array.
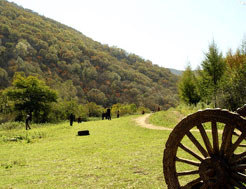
[[117, 110, 120, 118], [107, 108, 111, 120], [78, 116, 82, 123], [102, 112, 106, 120], [69, 113, 75, 126], [142, 110, 145, 115], [25, 114, 31, 130]]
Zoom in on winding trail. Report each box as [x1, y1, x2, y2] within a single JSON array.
[[134, 113, 225, 134], [134, 113, 173, 131]]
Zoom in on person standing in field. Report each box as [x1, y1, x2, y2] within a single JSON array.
[[25, 114, 31, 130], [107, 108, 111, 120], [78, 116, 82, 123], [117, 110, 120, 118], [69, 113, 75, 126]]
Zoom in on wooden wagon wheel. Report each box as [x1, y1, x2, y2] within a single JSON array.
[[163, 109, 246, 188]]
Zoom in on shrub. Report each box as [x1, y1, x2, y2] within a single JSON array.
[[0, 122, 24, 130]]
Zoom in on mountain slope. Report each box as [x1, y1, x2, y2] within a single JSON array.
[[168, 68, 183, 76], [0, 0, 178, 110]]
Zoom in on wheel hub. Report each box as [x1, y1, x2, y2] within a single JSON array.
[[199, 157, 230, 187]]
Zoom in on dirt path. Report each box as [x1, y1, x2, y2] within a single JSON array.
[[134, 113, 173, 131], [134, 113, 225, 134]]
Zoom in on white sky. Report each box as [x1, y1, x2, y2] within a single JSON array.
[[8, 0, 246, 70]]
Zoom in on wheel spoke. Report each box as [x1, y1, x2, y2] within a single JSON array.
[[179, 143, 204, 161], [211, 121, 219, 155], [231, 164, 246, 171], [186, 131, 208, 158], [220, 124, 233, 156], [182, 177, 202, 188], [163, 109, 246, 189], [228, 133, 246, 157], [226, 184, 235, 189], [231, 172, 246, 183], [229, 178, 245, 189], [176, 157, 200, 167], [232, 131, 240, 137], [200, 184, 208, 189], [231, 151, 246, 163], [177, 170, 199, 176], [197, 123, 213, 156]]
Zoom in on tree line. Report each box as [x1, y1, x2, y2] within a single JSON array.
[[179, 39, 246, 111], [0, 72, 151, 123]]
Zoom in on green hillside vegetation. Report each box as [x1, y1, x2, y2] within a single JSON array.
[[0, 0, 178, 114], [168, 68, 183, 76]]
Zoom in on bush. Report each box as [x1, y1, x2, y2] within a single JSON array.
[[111, 103, 150, 117], [0, 122, 24, 130], [137, 106, 151, 114], [0, 113, 16, 124], [0, 130, 48, 143], [86, 102, 104, 117]]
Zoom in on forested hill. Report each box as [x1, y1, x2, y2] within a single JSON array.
[[0, 0, 178, 110]]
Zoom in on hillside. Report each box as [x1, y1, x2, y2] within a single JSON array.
[[0, 0, 178, 110], [168, 68, 183, 76]]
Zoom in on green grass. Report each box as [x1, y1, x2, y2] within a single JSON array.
[[1, 105, 241, 188], [148, 104, 210, 129], [0, 115, 171, 188]]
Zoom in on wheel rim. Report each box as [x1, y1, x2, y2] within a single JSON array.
[[163, 109, 246, 188]]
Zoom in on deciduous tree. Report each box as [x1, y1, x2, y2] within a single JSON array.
[[4, 72, 57, 122]]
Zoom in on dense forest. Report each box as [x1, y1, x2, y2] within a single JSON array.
[[0, 0, 179, 113]]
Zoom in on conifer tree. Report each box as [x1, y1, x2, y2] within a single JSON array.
[[199, 41, 225, 107], [178, 65, 200, 105]]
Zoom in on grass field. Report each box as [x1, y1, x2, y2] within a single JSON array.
[[0, 115, 171, 188], [2, 106, 243, 188], [148, 105, 206, 129]]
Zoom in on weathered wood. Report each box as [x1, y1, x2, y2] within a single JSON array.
[[220, 124, 232, 156], [226, 184, 235, 189], [176, 157, 200, 167], [163, 108, 246, 188], [179, 143, 204, 162], [225, 126, 234, 157], [197, 123, 213, 156], [236, 104, 246, 117], [231, 172, 246, 183], [186, 131, 208, 158], [229, 178, 245, 189], [231, 151, 246, 164], [231, 164, 246, 171], [182, 177, 202, 188], [176, 170, 199, 176], [229, 134, 245, 156], [212, 121, 219, 154]]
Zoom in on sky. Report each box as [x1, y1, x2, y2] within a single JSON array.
[[8, 0, 246, 70]]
